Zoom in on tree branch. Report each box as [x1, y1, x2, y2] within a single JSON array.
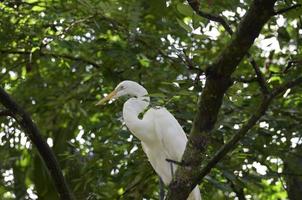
[[187, 0, 233, 35], [0, 87, 75, 200], [0, 49, 102, 69], [228, 177, 246, 200], [186, 0, 269, 94], [44, 51, 102, 68], [274, 4, 302, 15], [166, 1, 277, 199], [39, 14, 96, 49], [283, 59, 302, 73], [247, 54, 269, 94], [271, 76, 302, 96], [193, 76, 302, 193]]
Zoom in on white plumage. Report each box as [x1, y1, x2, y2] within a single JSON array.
[[97, 80, 201, 200]]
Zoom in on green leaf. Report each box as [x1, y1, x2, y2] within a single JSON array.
[[177, 18, 192, 32], [32, 6, 45, 12], [177, 3, 194, 16]]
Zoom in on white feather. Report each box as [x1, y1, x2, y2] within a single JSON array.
[[107, 80, 201, 200]]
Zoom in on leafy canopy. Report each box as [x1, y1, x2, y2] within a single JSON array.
[[0, 0, 302, 199]]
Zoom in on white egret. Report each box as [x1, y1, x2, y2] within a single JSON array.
[[97, 80, 201, 200]]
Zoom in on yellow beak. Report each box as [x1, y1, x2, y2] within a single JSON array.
[[96, 90, 117, 106]]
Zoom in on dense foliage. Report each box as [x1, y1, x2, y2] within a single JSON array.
[[0, 0, 302, 199]]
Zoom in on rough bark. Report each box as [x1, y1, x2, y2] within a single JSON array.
[[0, 87, 75, 200], [166, 1, 277, 199]]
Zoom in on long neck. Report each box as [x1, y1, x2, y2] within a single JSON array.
[[123, 95, 150, 142]]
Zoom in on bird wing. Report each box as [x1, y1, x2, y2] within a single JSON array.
[[151, 107, 188, 162]]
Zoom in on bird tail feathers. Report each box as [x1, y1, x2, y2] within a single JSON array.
[[187, 186, 201, 200]]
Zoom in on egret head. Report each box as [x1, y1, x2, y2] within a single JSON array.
[[96, 80, 148, 105]]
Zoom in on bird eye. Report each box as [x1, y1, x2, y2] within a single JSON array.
[[118, 85, 125, 91]]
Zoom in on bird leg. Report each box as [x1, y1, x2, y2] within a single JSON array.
[[166, 158, 186, 180], [170, 161, 174, 178], [159, 177, 165, 200]]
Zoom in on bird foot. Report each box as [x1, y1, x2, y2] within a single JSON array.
[[165, 158, 185, 166]]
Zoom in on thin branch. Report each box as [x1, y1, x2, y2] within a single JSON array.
[[247, 54, 269, 94], [198, 11, 234, 35], [187, 0, 233, 35], [0, 49, 102, 68], [283, 59, 302, 73], [197, 76, 302, 181], [276, 110, 302, 123], [198, 95, 272, 180], [0, 49, 29, 55], [274, 4, 302, 15], [39, 14, 96, 49], [0, 87, 75, 200], [177, 50, 204, 74], [98, 14, 203, 74], [44, 52, 101, 68], [227, 177, 246, 200], [135, 37, 202, 75], [117, 171, 153, 199], [264, 159, 287, 190], [272, 76, 302, 96]]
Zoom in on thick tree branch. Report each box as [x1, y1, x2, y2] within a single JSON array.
[[0, 109, 13, 117], [166, 1, 277, 199], [0, 87, 74, 200]]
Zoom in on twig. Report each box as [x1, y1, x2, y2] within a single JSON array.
[[117, 171, 153, 199], [274, 4, 302, 15], [0, 87, 75, 200], [197, 11, 234, 35], [283, 59, 302, 73], [227, 177, 246, 200], [272, 76, 302, 96], [176, 50, 204, 74], [44, 51, 101, 68], [40, 14, 96, 49], [247, 55, 269, 94], [187, 0, 233, 34]]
